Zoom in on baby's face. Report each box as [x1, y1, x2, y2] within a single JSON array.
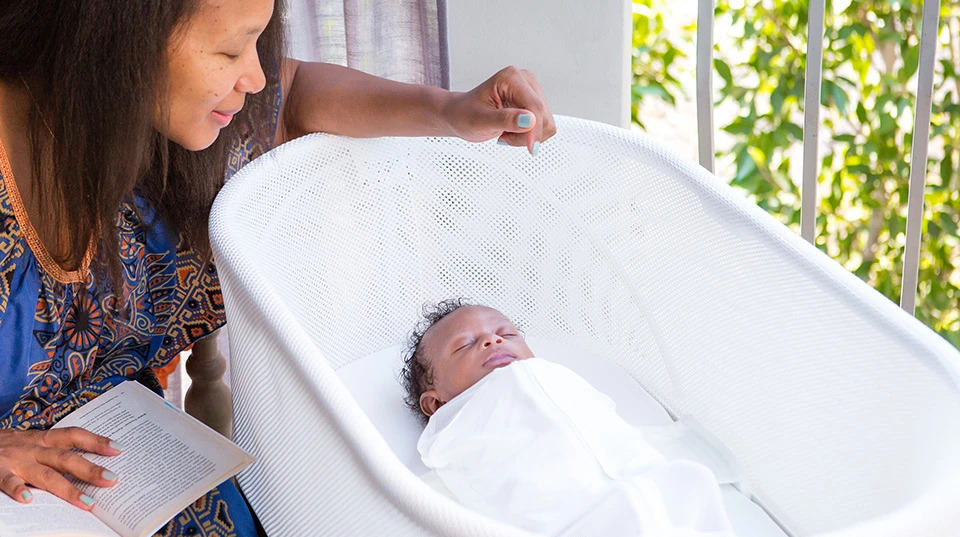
[[418, 306, 534, 417]]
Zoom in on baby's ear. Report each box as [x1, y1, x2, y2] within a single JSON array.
[[420, 390, 444, 417]]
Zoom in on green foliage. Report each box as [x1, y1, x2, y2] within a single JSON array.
[[631, 0, 960, 347], [630, 0, 691, 128]]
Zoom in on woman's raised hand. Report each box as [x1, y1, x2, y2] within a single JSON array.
[[444, 66, 557, 155], [0, 427, 121, 509]]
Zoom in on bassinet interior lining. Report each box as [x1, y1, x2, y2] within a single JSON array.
[[337, 336, 788, 537]]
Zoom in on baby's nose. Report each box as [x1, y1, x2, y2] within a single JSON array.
[[482, 335, 504, 347]]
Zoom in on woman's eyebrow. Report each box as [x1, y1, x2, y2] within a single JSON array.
[[223, 25, 265, 41], [241, 25, 266, 37], [219, 26, 264, 45]]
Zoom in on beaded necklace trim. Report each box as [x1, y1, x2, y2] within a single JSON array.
[[0, 137, 92, 284]]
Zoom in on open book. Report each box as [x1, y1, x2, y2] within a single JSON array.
[[0, 381, 254, 537]]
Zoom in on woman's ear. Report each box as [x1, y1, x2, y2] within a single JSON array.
[[419, 390, 445, 417]]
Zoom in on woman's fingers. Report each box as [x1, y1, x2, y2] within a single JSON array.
[[0, 470, 32, 504], [483, 66, 555, 154], [20, 462, 97, 510], [517, 69, 556, 142], [496, 131, 537, 153], [33, 447, 118, 488], [39, 427, 122, 457], [36, 428, 121, 490], [494, 109, 538, 152], [0, 427, 121, 507], [0, 427, 120, 509], [495, 72, 543, 153]]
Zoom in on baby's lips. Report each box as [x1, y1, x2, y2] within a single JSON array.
[[483, 353, 516, 368]]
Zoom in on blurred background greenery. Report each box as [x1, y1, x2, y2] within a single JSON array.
[[632, 0, 960, 348]]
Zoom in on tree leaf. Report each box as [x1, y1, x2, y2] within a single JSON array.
[[722, 116, 756, 135], [735, 150, 758, 181], [938, 212, 958, 236], [714, 58, 733, 87], [832, 83, 849, 114], [633, 84, 667, 99], [785, 122, 804, 140], [939, 147, 953, 188], [901, 46, 920, 82], [771, 86, 785, 114]]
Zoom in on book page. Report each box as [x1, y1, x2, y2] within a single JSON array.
[[0, 489, 119, 537], [54, 382, 253, 537]]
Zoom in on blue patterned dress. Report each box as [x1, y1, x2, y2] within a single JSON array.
[[0, 86, 281, 536]]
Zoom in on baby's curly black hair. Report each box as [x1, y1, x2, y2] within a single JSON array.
[[399, 298, 472, 425]]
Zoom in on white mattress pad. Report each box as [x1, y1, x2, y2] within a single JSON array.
[[336, 337, 787, 537]]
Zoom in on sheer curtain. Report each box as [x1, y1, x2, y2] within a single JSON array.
[[284, 0, 449, 88]]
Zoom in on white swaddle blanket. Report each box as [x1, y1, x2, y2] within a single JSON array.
[[418, 358, 736, 537]]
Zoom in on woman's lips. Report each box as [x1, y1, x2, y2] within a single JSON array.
[[211, 110, 235, 127], [483, 352, 516, 368]]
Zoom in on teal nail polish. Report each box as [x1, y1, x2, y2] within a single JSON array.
[[80, 494, 95, 507], [102, 470, 118, 482], [531, 141, 540, 157], [21, 491, 32, 502], [517, 114, 533, 129], [109, 441, 124, 452], [496, 140, 509, 146]]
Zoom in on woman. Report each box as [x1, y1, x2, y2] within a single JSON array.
[[0, 1, 556, 535]]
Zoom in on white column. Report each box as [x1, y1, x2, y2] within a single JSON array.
[[445, 0, 632, 128]]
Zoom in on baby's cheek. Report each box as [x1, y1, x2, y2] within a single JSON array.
[[517, 341, 536, 358], [447, 370, 484, 400], [433, 370, 459, 400], [468, 368, 494, 391]]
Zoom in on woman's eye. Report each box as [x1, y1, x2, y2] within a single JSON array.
[[222, 53, 241, 60]]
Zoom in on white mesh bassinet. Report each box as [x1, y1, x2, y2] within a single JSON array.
[[209, 116, 960, 537]]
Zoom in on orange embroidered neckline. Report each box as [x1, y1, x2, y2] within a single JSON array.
[[0, 136, 93, 284]]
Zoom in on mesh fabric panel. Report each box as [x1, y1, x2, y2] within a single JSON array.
[[210, 116, 960, 536]]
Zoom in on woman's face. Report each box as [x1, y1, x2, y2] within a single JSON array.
[[158, 0, 275, 151]]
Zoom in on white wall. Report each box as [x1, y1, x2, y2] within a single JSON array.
[[446, 0, 632, 128]]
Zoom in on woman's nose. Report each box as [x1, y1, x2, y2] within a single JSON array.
[[237, 51, 267, 95]]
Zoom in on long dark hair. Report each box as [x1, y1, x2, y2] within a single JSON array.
[[0, 1, 285, 286]]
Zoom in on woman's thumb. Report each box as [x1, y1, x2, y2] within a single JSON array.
[[499, 109, 536, 134]]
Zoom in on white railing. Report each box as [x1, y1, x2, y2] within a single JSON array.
[[696, 0, 715, 173], [800, 0, 826, 244], [695, 0, 941, 315], [902, 0, 942, 314]]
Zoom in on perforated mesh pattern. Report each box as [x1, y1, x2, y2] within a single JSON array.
[[211, 116, 960, 537]]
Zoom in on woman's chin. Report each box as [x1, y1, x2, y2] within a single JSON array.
[[166, 126, 221, 152]]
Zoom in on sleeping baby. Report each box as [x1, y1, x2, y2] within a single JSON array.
[[399, 299, 737, 537]]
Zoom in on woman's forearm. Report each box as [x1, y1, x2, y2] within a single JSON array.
[[275, 58, 557, 150], [280, 59, 458, 142]]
